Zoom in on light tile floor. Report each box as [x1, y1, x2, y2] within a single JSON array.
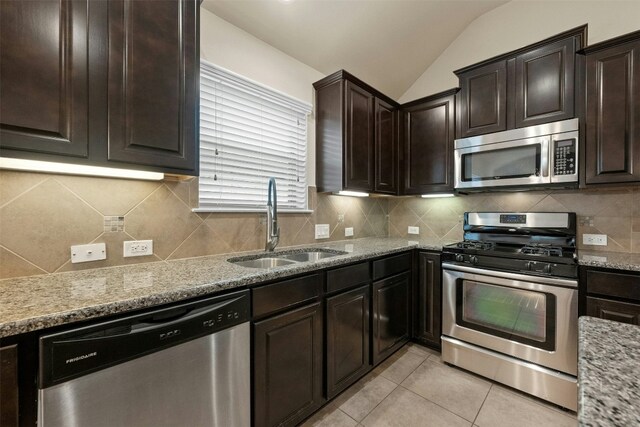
[[301, 343, 577, 427]]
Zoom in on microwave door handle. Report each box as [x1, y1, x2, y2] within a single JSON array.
[[540, 137, 550, 178]]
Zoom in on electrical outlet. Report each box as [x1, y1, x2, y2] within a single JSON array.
[[124, 240, 154, 257], [315, 224, 330, 239], [408, 226, 420, 235], [583, 234, 607, 246], [70, 243, 107, 264], [345, 227, 354, 237]]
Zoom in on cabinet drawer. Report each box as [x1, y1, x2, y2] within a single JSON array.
[[586, 270, 640, 302], [586, 297, 640, 325], [372, 252, 411, 281], [326, 262, 370, 293], [252, 274, 322, 318]]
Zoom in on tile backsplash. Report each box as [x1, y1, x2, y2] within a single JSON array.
[[388, 188, 640, 253], [0, 171, 388, 279], [0, 169, 638, 280]]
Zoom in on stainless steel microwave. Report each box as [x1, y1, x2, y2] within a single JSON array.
[[454, 119, 578, 190]]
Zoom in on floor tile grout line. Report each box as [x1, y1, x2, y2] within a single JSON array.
[[353, 381, 399, 425], [398, 384, 475, 425], [471, 383, 493, 425]]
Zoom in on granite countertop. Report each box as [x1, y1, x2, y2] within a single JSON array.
[[0, 237, 441, 338], [577, 251, 640, 272], [578, 316, 640, 426]]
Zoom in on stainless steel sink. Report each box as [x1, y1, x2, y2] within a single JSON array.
[[228, 248, 347, 269], [231, 257, 298, 269], [279, 251, 342, 262]]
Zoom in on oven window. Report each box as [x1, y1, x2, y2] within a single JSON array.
[[457, 280, 556, 351], [462, 144, 541, 182]]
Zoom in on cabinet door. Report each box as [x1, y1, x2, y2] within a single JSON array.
[[514, 38, 576, 128], [344, 81, 375, 191], [253, 303, 324, 427], [107, 0, 198, 173], [414, 253, 441, 348], [0, 345, 19, 427], [372, 272, 410, 365], [585, 39, 640, 184], [374, 98, 398, 194], [0, 0, 89, 158], [457, 61, 507, 138], [326, 285, 371, 398], [586, 297, 640, 325], [403, 93, 456, 194]]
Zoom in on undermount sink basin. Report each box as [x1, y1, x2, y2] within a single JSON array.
[[228, 248, 348, 269], [231, 257, 298, 269], [279, 251, 342, 262]]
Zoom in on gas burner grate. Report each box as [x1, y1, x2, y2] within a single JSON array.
[[457, 240, 496, 250], [520, 244, 563, 257]]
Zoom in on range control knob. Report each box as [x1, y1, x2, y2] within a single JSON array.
[[525, 261, 533, 271], [469, 256, 479, 265], [455, 254, 464, 262], [543, 264, 552, 274]]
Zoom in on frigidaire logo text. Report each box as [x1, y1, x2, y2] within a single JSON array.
[[66, 352, 97, 364]]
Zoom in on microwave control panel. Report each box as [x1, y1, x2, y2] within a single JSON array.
[[554, 139, 576, 175]]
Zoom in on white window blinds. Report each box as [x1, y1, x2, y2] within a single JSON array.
[[198, 61, 311, 212]]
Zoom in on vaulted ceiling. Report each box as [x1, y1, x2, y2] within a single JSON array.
[[202, 0, 508, 99]]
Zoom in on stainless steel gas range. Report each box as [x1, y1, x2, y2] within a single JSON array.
[[441, 212, 578, 411]]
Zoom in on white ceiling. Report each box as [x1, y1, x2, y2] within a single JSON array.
[[202, 0, 508, 100]]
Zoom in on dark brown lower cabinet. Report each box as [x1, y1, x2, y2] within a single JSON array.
[[414, 252, 441, 349], [372, 272, 410, 364], [586, 297, 640, 325], [0, 345, 19, 427], [326, 285, 371, 398], [253, 302, 324, 427]]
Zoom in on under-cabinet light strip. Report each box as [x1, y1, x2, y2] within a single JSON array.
[[0, 158, 165, 181]]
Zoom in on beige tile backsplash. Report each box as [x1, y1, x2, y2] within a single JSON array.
[[0, 169, 638, 280], [0, 171, 388, 279]]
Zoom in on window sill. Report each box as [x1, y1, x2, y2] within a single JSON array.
[[192, 208, 314, 214]]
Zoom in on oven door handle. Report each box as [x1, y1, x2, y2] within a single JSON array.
[[442, 263, 577, 288]]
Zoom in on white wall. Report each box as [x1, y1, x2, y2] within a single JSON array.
[[400, 0, 640, 103], [200, 9, 324, 186]]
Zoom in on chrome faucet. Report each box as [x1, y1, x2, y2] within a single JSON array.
[[265, 177, 280, 251]]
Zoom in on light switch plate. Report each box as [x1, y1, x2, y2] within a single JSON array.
[[345, 227, 354, 237], [124, 240, 154, 257], [315, 224, 330, 239], [408, 226, 420, 235], [583, 234, 607, 246], [70, 243, 106, 264]]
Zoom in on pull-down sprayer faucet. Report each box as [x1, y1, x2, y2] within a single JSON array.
[[265, 177, 280, 251]]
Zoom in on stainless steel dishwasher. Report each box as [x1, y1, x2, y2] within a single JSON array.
[[38, 290, 250, 427]]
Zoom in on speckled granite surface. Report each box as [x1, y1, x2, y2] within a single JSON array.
[[578, 317, 640, 426], [0, 237, 441, 338], [578, 251, 640, 272]]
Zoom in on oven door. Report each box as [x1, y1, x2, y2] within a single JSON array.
[[454, 136, 550, 189], [442, 263, 577, 375]]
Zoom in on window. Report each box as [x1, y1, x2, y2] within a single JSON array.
[[197, 61, 311, 212]]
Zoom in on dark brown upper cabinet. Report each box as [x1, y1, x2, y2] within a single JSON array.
[[457, 61, 507, 138], [0, 0, 199, 176], [106, 0, 199, 173], [0, 0, 90, 158], [375, 98, 399, 194], [402, 89, 457, 195], [583, 31, 640, 185], [344, 81, 375, 191], [514, 37, 576, 128], [314, 70, 399, 194], [455, 25, 585, 138]]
